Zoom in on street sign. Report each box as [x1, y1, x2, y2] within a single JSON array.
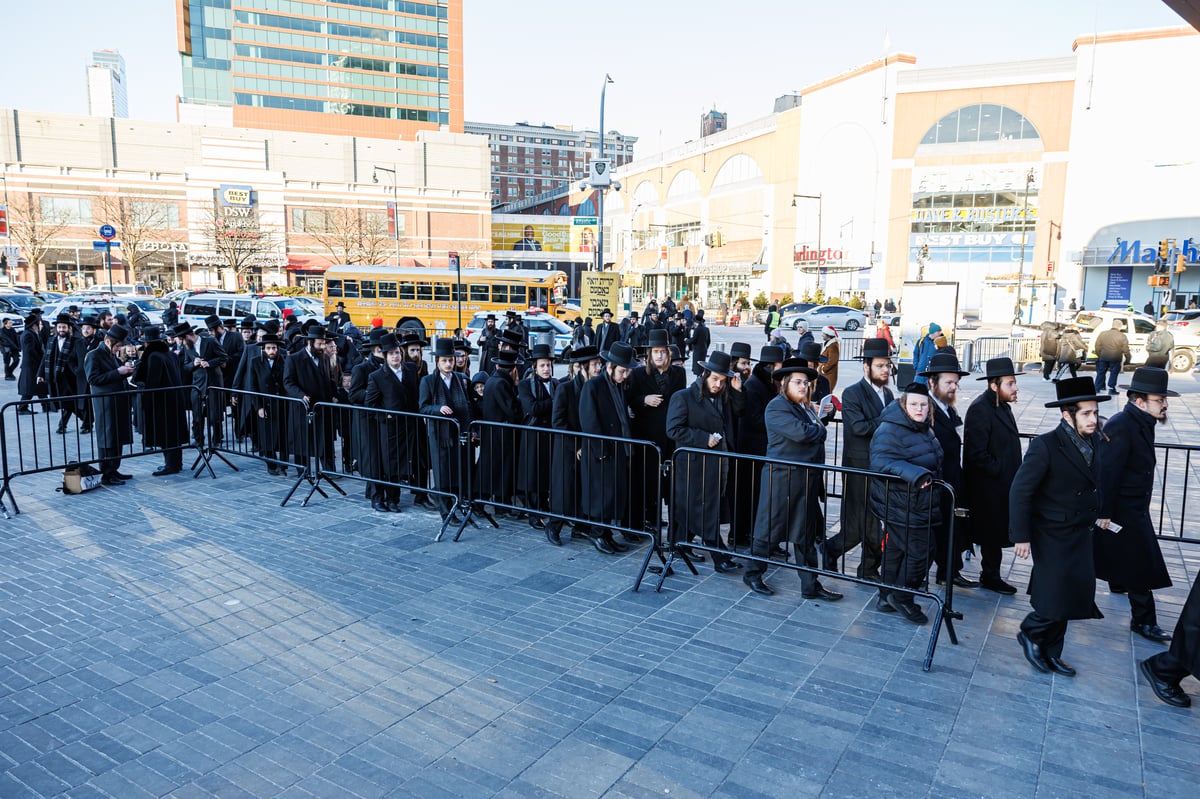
[[2, 245, 18, 259], [0, 205, 8, 238], [93, 240, 121, 250], [98, 224, 116, 241], [1046, 260, 1055, 276], [448, 251, 459, 270]]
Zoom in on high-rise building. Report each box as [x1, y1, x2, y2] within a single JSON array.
[[465, 120, 636, 209], [175, 0, 463, 139], [87, 50, 128, 118]]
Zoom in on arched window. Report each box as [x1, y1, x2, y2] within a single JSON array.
[[633, 180, 658, 207], [577, 197, 596, 216], [666, 170, 700, 201], [919, 104, 1040, 146], [558, 203, 571, 215], [712, 154, 763, 188]]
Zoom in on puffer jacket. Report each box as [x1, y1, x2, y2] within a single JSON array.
[[869, 400, 944, 531]]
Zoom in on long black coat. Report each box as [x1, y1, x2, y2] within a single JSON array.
[[550, 372, 586, 519], [736, 366, 774, 457], [869, 401, 943, 535], [84, 343, 132, 450], [628, 364, 688, 456], [962, 388, 1022, 549], [365, 366, 413, 483], [283, 349, 336, 458], [1164, 575, 1200, 680], [132, 341, 189, 449], [347, 355, 382, 476], [578, 372, 632, 524], [1010, 423, 1104, 621], [419, 371, 473, 493], [231, 341, 262, 430], [841, 378, 892, 468], [219, 330, 244, 388], [247, 354, 288, 456], [930, 402, 964, 497], [1095, 404, 1171, 592], [753, 395, 827, 547], [666, 381, 739, 540], [478, 370, 521, 499], [594, 320, 621, 354], [39, 334, 86, 412], [517, 373, 556, 506], [182, 335, 227, 394], [689, 322, 711, 375], [18, 328, 45, 398]]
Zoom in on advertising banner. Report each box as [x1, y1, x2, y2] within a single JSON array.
[[492, 215, 599, 254], [581, 271, 621, 321]]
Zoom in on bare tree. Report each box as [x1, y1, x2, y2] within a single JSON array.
[[93, 194, 173, 279], [199, 206, 282, 280], [5, 192, 71, 283], [304, 206, 395, 266]]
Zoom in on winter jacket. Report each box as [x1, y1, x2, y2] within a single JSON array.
[[869, 400, 944, 531]]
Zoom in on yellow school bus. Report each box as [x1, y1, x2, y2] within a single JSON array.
[[323, 265, 568, 335]]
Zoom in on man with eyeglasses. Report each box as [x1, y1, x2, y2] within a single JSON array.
[[1096, 367, 1176, 645]]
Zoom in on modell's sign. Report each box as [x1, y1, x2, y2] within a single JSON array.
[[218, 184, 255, 208], [1107, 238, 1197, 265]]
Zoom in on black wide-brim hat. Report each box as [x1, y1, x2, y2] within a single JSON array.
[[919, 352, 969, 378], [305, 325, 329, 340], [1045, 376, 1113, 408], [646, 328, 670, 349], [729, 342, 753, 360], [104, 325, 129, 342], [169, 322, 192, 338], [53, 313, 74, 326], [260, 334, 285, 346], [757, 344, 785, 363], [859, 338, 892, 361], [498, 329, 524, 348], [493, 351, 525, 369], [431, 338, 457, 359], [700, 350, 737, 378], [399, 331, 429, 347], [602, 341, 637, 369], [569, 345, 600, 363], [976, 357, 1021, 380], [797, 341, 828, 364], [772, 358, 819, 381], [528, 343, 554, 362], [1119, 366, 1179, 397]]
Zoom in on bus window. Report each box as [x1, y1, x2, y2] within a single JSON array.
[[327, 280, 343, 298], [399, 281, 415, 300], [361, 280, 377, 299], [452, 284, 465, 302], [510, 284, 527, 305], [470, 284, 489, 302], [492, 284, 508, 304], [433, 283, 450, 302], [532, 288, 548, 308], [416, 282, 433, 300], [343, 280, 360, 298], [379, 281, 398, 299]]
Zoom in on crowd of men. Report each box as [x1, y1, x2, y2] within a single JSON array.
[[6, 300, 1200, 708]]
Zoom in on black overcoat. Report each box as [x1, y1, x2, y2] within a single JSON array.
[[132, 341, 189, 448], [1164, 575, 1200, 680], [516, 373, 556, 505], [735, 367, 774, 457], [628, 364, 688, 456], [84, 343, 132, 450], [1095, 405, 1171, 592], [478, 370, 521, 498], [18, 328, 45, 398], [1009, 423, 1104, 621], [347, 355, 382, 477], [365, 366, 413, 483], [840, 378, 892, 467], [578, 372, 631, 524], [182, 335, 227, 393], [283, 349, 335, 458], [39, 334, 86, 412], [247, 354, 288, 456], [594, 320, 620, 354], [419, 370, 472, 494], [666, 381, 737, 540], [962, 388, 1022, 549], [549, 372, 586, 519], [752, 395, 827, 547]]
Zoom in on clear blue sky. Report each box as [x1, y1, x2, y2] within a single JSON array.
[[0, 1, 1185, 153]]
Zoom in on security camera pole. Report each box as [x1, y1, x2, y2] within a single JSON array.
[[592, 74, 614, 273]]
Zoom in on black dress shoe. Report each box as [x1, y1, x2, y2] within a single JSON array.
[[115, 472, 133, 480], [1017, 631, 1051, 673], [100, 476, 125, 487], [1046, 656, 1076, 677], [79, 426, 92, 434], [605, 534, 628, 553], [544, 526, 562, 546], [743, 575, 775, 596], [714, 558, 742, 574], [1131, 623, 1172, 644], [371, 499, 389, 512], [529, 517, 546, 531], [55, 424, 68, 435], [622, 532, 643, 544], [590, 535, 617, 555], [414, 497, 436, 509], [1139, 658, 1192, 707], [981, 577, 1018, 595], [887, 595, 929, 625], [952, 575, 980, 588], [152, 467, 181, 477], [876, 596, 896, 613], [387, 502, 403, 513], [802, 586, 844, 602]]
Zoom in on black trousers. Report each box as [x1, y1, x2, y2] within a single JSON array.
[[162, 448, 183, 472], [827, 471, 884, 577], [1020, 611, 1069, 659], [1127, 590, 1157, 626], [744, 537, 819, 593], [879, 524, 931, 602], [4, 350, 19, 378], [98, 446, 122, 480], [1041, 357, 1056, 379], [980, 544, 1005, 581]]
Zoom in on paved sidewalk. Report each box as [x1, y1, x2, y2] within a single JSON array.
[[1, 373, 1199, 798]]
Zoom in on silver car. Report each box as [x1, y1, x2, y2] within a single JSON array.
[[784, 304, 867, 332]]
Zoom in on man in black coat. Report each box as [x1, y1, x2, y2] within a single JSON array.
[[732, 344, 784, 548], [38, 313, 85, 435], [401, 332, 433, 508], [365, 334, 413, 512], [619, 311, 645, 350], [827, 337, 893, 579], [1096, 367, 1176, 644], [1010, 377, 1110, 676], [17, 315, 47, 413], [84, 325, 135, 485], [921, 352, 979, 588], [578, 341, 637, 555], [1140, 574, 1200, 707], [627, 329, 688, 535], [594, 308, 620, 354], [545, 345, 602, 546], [347, 328, 385, 488], [688, 310, 711, 377], [132, 326, 189, 476], [666, 350, 746, 573], [229, 318, 260, 445], [248, 334, 290, 474], [283, 325, 337, 472], [179, 320, 229, 448], [478, 349, 523, 516], [516, 343, 557, 528], [963, 358, 1024, 595], [75, 315, 102, 433], [419, 337, 474, 521], [477, 314, 501, 375], [1, 317, 19, 380]]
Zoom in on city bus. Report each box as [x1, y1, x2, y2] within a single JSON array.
[[323, 266, 568, 336]]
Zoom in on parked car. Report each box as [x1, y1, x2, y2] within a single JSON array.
[[0, 312, 24, 333], [464, 310, 573, 359], [755, 302, 818, 325], [0, 292, 47, 317], [783, 304, 867, 331], [41, 295, 168, 326], [178, 292, 320, 329], [1066, 309, 1200, 371]]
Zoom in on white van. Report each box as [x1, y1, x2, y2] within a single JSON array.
[[178, 293, 320, 329]]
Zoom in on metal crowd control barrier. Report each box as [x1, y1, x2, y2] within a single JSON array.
[[969, 337, 1012, 371], [310, 402, 466, 539], [466, 419, 669, 588], [0, 385, 199, 518], [198, 386, 326, 506], [655, 446, 961, 671]]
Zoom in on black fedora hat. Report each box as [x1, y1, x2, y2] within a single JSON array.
[[104, 325, 129, 342], [142, 325, 165, 342], [398, 330, 429, 347], [528, 343, 554, 362], [204, 314, 222, 330], [53, 313, 74, 326], [646, 328, 670, 349], [669, 344, 683, 362], [431, 338, 457, 359], [305, 325, 329, 340], [977, 357, 1020, 381], [602, 341, 637, 369], [1046, 376, 1112, 408], [238, 316, 257, 330], [700, 350, 737, 378], [758, 344, 785, 363], [600, 308, 613, 318], [797, 340, 828, 365], [169, 322, 193, 338], [379, 333, 401, 353], [498, 329, 524, 348], [570, 345, 600, 363], [859, 338, 892, 361], [772, 357, 818, 381], [919, 352, 969, 378], [79, 315, 100, 328], [493, 349, 525, 369], [729, 342, 753, 360], [1119, 367, 1179, 397], [260, 334, 285, 347], [452, 338, 473, 355]]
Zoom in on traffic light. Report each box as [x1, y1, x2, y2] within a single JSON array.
[[1177, 253, 1188, 274], [0, 254, 6, 277], [704, 234, 713, 247], [1148, 275, 1170, 287], [1159, 239, 1170, 261]]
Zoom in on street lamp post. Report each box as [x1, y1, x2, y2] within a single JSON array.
[[372, 164, 401, 266], [596, 74, 614, 274], [1046, 220, 1061, 320], [793, 193, 823, 292], [1013, 167, 1035, 325]]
